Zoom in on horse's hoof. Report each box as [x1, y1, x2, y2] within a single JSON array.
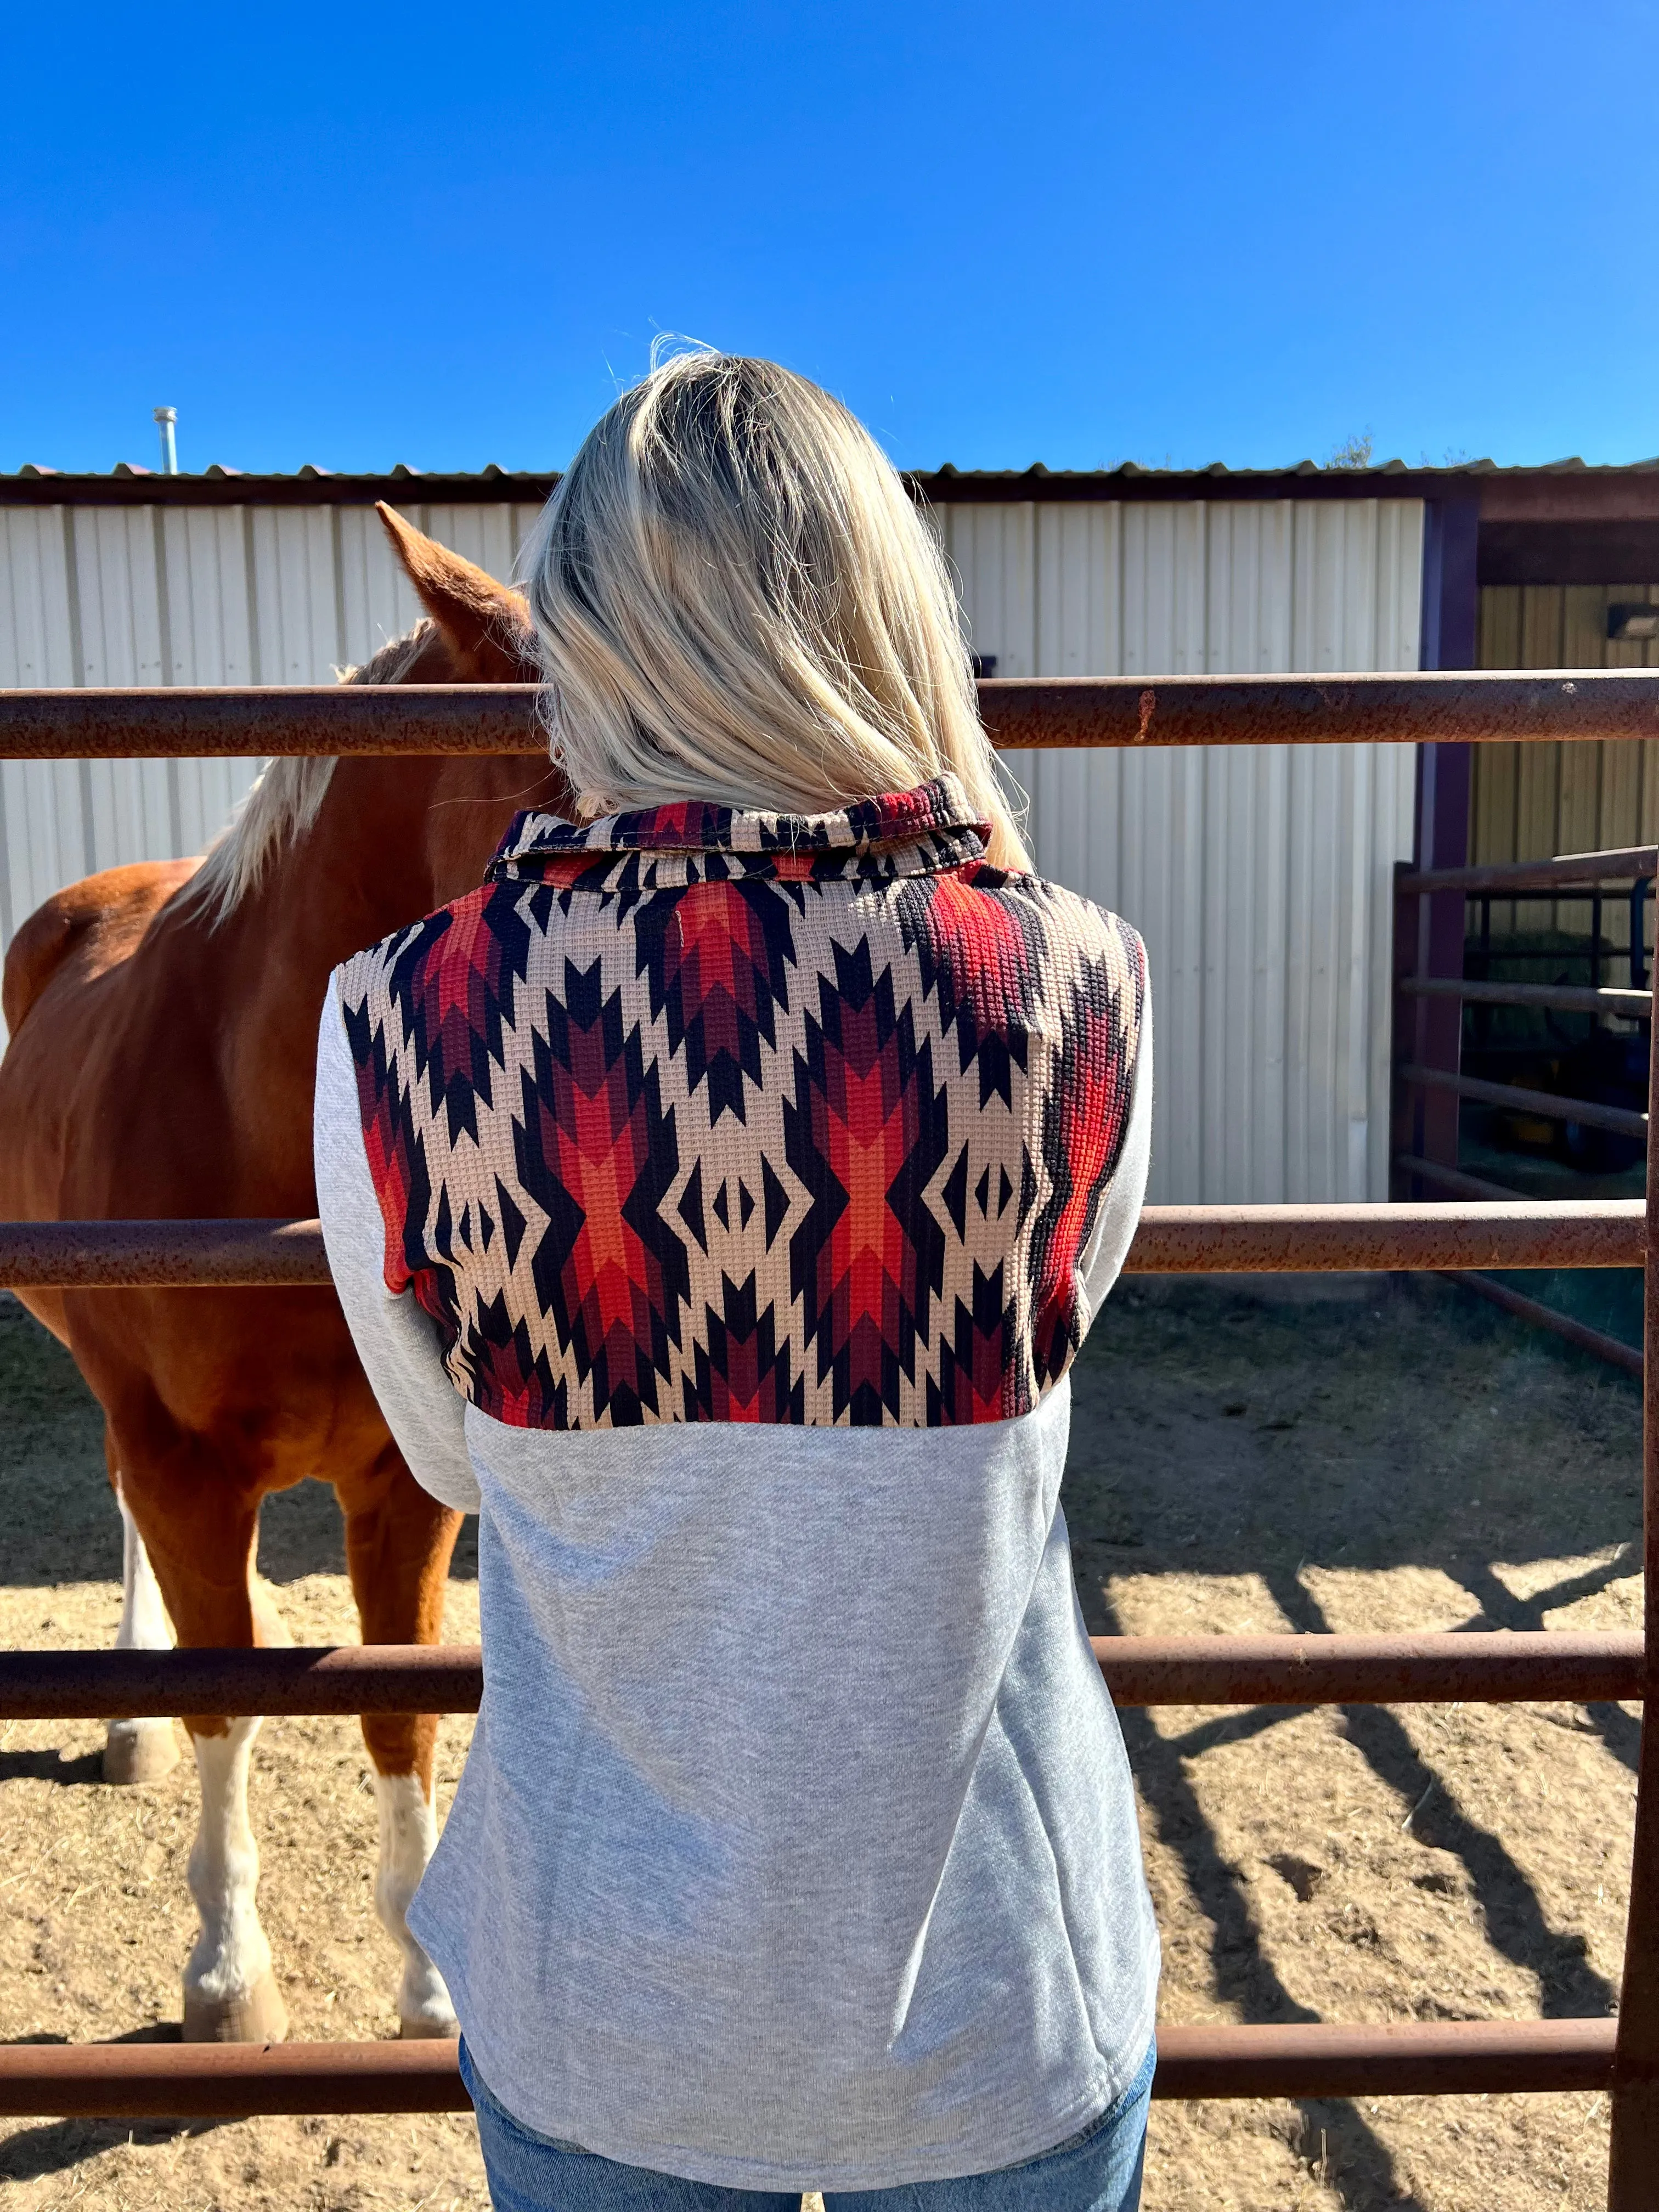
[[398, 1965, 460, 2040], [182, 1972, 290, 2044], [103, 1718, 180, 1786]]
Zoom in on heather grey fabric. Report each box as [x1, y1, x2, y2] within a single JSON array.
[[315, 978, 1158, 2192]]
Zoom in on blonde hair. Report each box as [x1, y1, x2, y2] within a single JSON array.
[[521, 349, 1029, 870]]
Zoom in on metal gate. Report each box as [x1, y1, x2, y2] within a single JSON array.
[[0, 670, 1654, 2204]]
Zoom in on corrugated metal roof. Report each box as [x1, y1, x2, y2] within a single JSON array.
[[8, 457, 1659, 512]]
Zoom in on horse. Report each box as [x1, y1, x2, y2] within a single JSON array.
[[0, 506, 565, 2042]]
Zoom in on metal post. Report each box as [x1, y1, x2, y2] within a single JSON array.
[[1609, 996, 1659, 2200], [153, 407, 177, 475]]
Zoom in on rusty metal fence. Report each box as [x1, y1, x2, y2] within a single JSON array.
[[0, 672, 1655, 2204]]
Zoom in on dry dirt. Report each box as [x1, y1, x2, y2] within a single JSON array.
[[0, 1272, 1643, 2212]]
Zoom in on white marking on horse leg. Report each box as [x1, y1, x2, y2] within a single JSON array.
[[103, 1487, 182, 1785], [181, 1715, 289, 2042], [372, 1769, 456, 2038]]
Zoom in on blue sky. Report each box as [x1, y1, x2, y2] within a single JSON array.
[[4, 2, 1655, 476]]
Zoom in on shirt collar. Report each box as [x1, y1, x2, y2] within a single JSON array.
[[493, 774, 989, 871]]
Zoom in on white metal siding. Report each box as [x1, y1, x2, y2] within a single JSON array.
[[0, 494, 1422, 1199], [0, 500, 545, 949], [933, 499, 1423, 1203]]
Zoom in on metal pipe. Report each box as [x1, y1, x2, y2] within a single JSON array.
[[1098, 1631, 1644, 1709], [0, 1217, 335, 1286], [9, 670, 1659, 760], [0, 1633, 1640, 1722], [1399, 978, 1652, 1017], [1124, 1200, 1644, 1273], [0, 2020, 1617, 2120], [153, 407, 177, 476], [1400, 847, 1659, 896], [1392, 1154, 1522, 1202], [1443, 1271, 1643, 1380], [0, 1203, 1641, 1290], [1400, 1063, 1649, 1141], [1609, 927, 1659, 2201], [1635, 877, 1650, 993], [1150, 2019, 1617, 2102]]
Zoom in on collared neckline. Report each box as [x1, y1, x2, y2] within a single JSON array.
[[493, 774, 989, 870]]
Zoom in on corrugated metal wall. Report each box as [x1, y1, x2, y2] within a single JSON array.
[[934, 499, 1423, 1204], [1473, 582, 1659, 933], [0, 494, 1423, 1201], [0, 501, 544, 945]]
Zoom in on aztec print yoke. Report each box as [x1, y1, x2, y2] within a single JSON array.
[[336, 775, 1146, 1429]]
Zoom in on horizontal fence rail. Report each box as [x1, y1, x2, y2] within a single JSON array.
[[1400, 1065, 1650, 1141], [0, 1633, 1643, 1723], [1398, 847, 1659, 896], [1446, 1271, 1647, 1379], [0, 2019, 1621, 2121], [1400, 977, 1652, 1016], [0, 1202, 1643, 1289], [10, 670, 1659, 758]]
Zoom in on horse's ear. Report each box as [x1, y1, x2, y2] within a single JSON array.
[[376, 502, 537, 681]]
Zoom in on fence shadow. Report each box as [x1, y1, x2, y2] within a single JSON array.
[[0, 1293, 479, 1587], [0, 2025, 227, 2185], [1067, 1269, 1639, 2207]]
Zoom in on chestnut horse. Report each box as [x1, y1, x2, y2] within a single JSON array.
[[0, 507, 564, 2041]]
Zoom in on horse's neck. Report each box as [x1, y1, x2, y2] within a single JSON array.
[[253, 747, 558, 972], [213, 749, 557, 1205]]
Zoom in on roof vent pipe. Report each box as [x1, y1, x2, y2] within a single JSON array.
[[154, 407, 178, 475]]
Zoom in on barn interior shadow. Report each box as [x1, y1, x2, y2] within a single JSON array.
[[1067, 1269, 1642, 2210]]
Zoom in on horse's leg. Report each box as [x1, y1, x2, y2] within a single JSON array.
[[338, 1452, 463, 2039], [117, 1436, 289, 2044], [103, 1442, 183, 1783]]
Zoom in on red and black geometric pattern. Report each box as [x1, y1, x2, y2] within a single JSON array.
[[338, 776, 1145, 1429]]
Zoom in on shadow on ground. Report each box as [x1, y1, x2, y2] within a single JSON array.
[[1068, 1267, 1641, 2211], [0, 1293, 478, 1586]]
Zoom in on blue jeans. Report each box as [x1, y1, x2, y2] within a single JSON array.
[[459, 2037, 1153, 2212]]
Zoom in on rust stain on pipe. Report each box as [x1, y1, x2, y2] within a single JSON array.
[[977, 672, 1659, 751], [0, 1632, 1640, 1722], [0, 1201, 1640, 1289], [1150, 2019, 1618, 2101], [0, 1218, 332, 1287], [0, 2038, 472, 2119], [0, 687, 545, 759], [0, 1645, 487, 1719], [1095, 1630, 1644, 1708], [0, 2020, 1618, 2119], [1125, 1200, 1644, 1273], [7, 672, 1659, 759]]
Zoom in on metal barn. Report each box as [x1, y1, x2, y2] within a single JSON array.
[[3, 457, 1656, 1203]]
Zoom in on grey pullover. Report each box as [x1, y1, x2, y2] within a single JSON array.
[[315, 978, 1158, 2193]]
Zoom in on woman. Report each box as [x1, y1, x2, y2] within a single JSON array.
[[315, 350, 1158, 2211]]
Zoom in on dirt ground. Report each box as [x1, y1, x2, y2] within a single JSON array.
[[0, 1272, 1643, 2212]]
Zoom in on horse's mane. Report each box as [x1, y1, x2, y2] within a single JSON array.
[[182, 621, 437, 925]]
